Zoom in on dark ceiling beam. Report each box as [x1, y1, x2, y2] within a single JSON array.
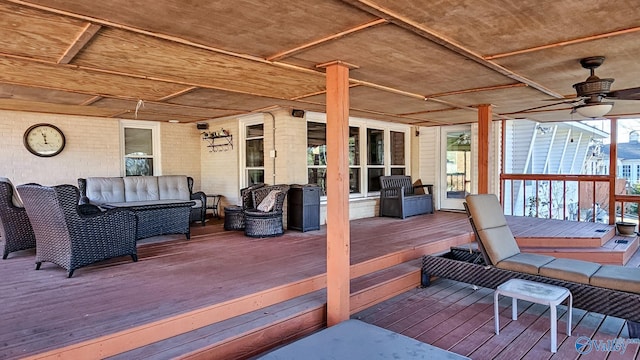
[[340, 0, 565, 99]]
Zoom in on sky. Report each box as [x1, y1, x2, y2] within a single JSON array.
[[582, 118, 640, 143]]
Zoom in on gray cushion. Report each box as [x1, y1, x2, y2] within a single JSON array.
[[539, 258, 601, 284], [466, 194, 521, 265], [85, 177, 125, 204], [476, 225, 520, 265], [590, 265, 640, 294], [466, 194, 509, 230], [496, 253, 555, 275], [124, 176, 160, 202], [158, 175, 190, 201]]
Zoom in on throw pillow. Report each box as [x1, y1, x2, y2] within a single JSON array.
[[413, 179, 425, 195], [257, 190, 279, 212]]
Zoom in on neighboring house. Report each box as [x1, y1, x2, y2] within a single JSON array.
[[602, 131, 640, 186], [502, 119, 609, 220]]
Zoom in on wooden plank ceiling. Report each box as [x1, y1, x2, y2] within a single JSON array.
[[0, 0, 639, 125]]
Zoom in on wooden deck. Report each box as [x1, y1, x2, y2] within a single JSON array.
[[1, 212, 637, 359], [354, 278, 640, 360]]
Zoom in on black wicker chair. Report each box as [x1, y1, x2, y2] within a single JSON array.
[[17, 184, 138, 278], [0, 178, 36, 259], [244, 184, 289, 238], [187, 176, 207, 225]]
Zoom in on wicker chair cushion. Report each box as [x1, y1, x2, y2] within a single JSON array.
[[496, 253, 555, 275], [539, 258, 602, 284], [0, 177, 23, 207], [257, 190, 279, 212], [591, 265, 640, 293]]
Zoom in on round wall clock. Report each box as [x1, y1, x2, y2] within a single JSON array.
[[23, 123, 66, 157]]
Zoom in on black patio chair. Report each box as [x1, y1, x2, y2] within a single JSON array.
[[17, 184, 138, 277], [0, 178, 36, 259]]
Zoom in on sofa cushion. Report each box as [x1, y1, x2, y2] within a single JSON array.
[[158, 175, 190, 201], [123, 176, 160, 202], [496, 253, 555, 275], [590, 265, 640, 294], [539, 258, 601, 284], [85, 177, 125, 204]]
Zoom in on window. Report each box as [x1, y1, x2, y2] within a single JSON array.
[[121, 120, 159, 176], [307, 123, 361, 196], [390, 130, 405, 175], [245, 124, 264, 185], [306, 114, 409, 198], [623, 164, 631, 178]]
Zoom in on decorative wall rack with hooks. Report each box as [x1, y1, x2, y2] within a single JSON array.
[[202, 130, 233, 152]]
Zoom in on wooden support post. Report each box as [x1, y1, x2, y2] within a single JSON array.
[[317, 61, 357, 326], [609, 118, 617, 225], [478, 104, 492, 194]]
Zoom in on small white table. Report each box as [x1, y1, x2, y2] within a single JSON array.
[[494, 279, 572, 353]]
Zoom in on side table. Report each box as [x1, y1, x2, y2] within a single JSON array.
[[494, 278, 572, 353], [205, 194, 222, 219], [224, 205, 245, 230]]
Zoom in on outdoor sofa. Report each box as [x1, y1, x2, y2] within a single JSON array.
[[421, 193, 640, 337], [78, 175, 202, 239]]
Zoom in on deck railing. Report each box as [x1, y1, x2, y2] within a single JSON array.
[[500, 174, 640, 224]]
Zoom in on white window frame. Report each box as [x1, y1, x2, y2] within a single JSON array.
[[119, 120, 161, 176], [305, 112, 410, 199], [239, 114, 266, 187]]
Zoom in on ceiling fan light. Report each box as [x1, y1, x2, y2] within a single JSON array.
[[574, 102, 613, 118]]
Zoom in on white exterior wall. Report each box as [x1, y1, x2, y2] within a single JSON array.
[[199, 117, 241, 208], [0, 110, 200, 186]]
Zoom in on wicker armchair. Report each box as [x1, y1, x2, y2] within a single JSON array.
[[17, 184, 138, 278], [0, 178, 36, 259], [241, 183, 265, 210], [187, 176, 207, 225], [244, 184, 289, 238]]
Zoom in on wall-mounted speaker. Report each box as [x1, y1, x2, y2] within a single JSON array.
[[291, 109, 305, 118], [196, 122, 209, 130]]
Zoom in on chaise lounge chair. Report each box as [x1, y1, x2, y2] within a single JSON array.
[[421, 193, 640, 337]]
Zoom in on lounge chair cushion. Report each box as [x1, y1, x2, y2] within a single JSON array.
[[476, 225, 521, 265], [496, 253, 555, 275], [466, 194, 510, 230], [590, 265, 640, 293], [539, 258, 601, 284], [466, 194, 521, 264]]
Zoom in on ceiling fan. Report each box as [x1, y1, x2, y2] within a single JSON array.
[[569, 56, 634, 117], [506, 56, 640, 118]]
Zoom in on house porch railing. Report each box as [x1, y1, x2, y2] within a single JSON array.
[[500, 174, 640, 224]]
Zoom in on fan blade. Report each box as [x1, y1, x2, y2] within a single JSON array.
[[501, 99, 582, 115], [608, 87, 640, 100]]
